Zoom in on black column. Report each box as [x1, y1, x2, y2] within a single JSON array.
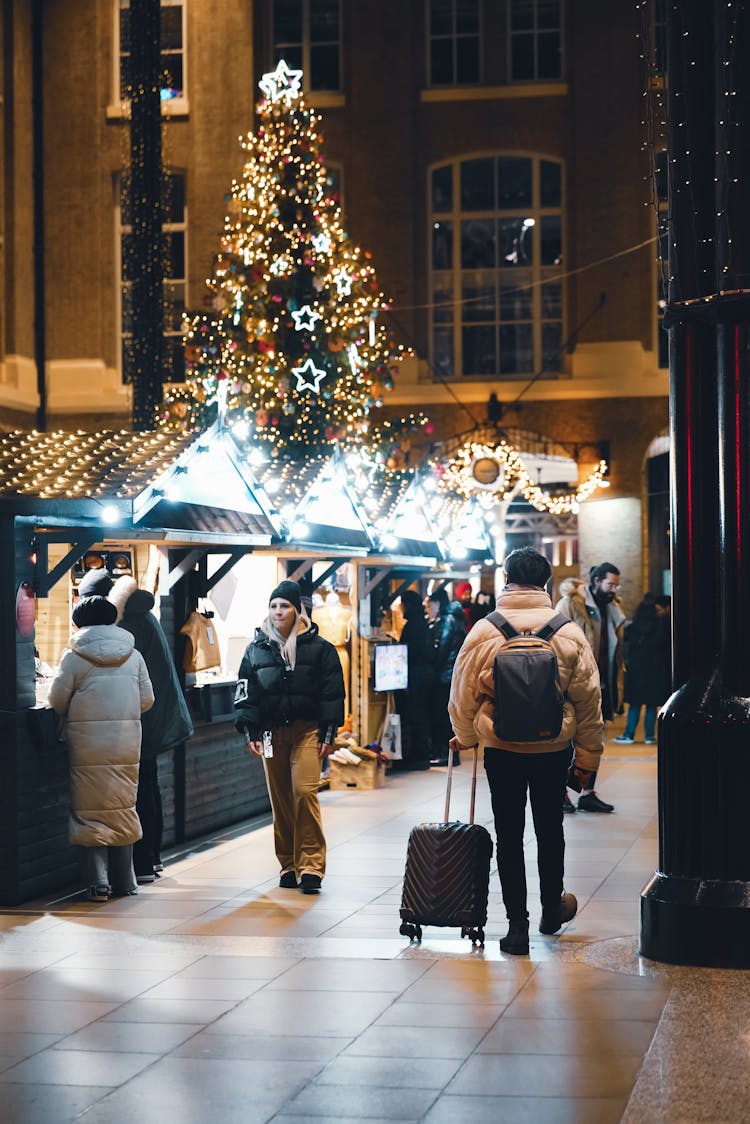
[[640, 0, 750, 967], [129, 0, 163, 431]]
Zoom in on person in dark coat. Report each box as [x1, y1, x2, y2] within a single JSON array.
[[107, 576, 194, 882], [395, 589, 435, 771], [614, 596, 670, 744], [234, 579, 345, 894], [427, 588, 467, 766]]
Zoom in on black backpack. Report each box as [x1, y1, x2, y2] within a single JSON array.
[[486, 611, 568, 742]]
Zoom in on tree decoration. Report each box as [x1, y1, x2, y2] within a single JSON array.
[[438, 440, 610, 515], [166, 60, 411, 452]]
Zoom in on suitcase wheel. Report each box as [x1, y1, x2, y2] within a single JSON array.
[[462, 927, 485, 947], [399, 921, 422, 942]]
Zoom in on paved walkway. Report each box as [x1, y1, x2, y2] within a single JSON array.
[[1, 732, 747, 1123]]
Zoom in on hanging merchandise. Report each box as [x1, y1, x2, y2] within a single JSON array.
[[180, 609, 222, 672], [379, 698, 403, 761]]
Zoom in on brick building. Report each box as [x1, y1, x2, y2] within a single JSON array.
[[1, 0, 669, 606]]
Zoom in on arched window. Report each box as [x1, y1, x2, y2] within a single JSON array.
[[429, 154, 563, 379]]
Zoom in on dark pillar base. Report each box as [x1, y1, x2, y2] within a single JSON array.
[[641, 873, 750, 968]]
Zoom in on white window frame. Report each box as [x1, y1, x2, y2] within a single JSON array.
[[425, 0, 482, 88], [113, 0, 189, 115], [115, 170, 189, 384], [272, 0, 343, 94], [428, 152, 565, 381], [508, 0, 564, 84]]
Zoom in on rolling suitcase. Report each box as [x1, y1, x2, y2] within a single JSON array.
[[399, 747, 493, 947]]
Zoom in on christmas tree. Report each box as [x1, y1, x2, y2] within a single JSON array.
[[165, 59, 408, 453]]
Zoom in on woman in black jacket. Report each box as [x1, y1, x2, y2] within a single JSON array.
[[395, 589, 435, 770], [427, 589, 467, 766], [614, 596, 670, 745], [234, 580, 345, 894]]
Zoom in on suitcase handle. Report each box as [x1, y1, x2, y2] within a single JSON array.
[[444, 745, 480, 824]]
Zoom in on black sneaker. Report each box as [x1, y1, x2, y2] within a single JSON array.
[[299, 873, 322, 894], [539, 892, 578, 935], [577, 792, 614, 813], [279, 871, 298, 889]]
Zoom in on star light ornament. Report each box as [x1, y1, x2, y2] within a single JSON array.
[[292, 357, 327, 394], [333, 268, 353, 296], [258, 59, 303, 104], [312, 232, 331, 254], [291, 305, 322, 332]]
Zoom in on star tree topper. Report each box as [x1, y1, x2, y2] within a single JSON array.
[[258, 59, 304, 104]]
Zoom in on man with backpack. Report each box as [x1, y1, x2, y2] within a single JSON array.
[[448, 547, 604, 956]]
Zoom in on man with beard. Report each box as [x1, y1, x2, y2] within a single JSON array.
[[555, 562, 623, 813]]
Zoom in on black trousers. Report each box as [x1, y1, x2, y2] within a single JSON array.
[[133, 757, 164, 876], [484, 745, 570, 922]]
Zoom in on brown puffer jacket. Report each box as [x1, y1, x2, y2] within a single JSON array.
[[49, 624, 154, 846], [448, 588, 604, 773]]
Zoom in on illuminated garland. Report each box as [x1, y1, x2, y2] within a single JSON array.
[[162, 60, 411, 453], [437, 441, 610, 515]]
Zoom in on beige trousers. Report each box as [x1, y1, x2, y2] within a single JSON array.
[[263, 721, 326, 878]]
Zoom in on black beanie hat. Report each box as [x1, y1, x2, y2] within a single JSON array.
[[269, 579, 302, 613], [73, 595, 118, 628], [78, 568, 115, 598]]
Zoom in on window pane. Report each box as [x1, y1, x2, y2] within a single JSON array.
[[164, 231, 185, 278], [433, 221, 453, 269], [538, 32, 561, 79], [500, 271, 533, 320], [430, 39, 453, 85], [310, 44, 340, 89], [541, 279, 562, 318], [456, 36, 480, 83], [163, 173, 185, 223], [430, 0, 453, 36], [274, 0, 303, 42], [165, 336, 186, 382], [456, 0, 480, 33], [460, 158, 494, 210], [510, 0, 534, 31], [120, 8, 131, 52], [274, 43, 303, 68], [462, 272, 496, 323], [499, 217, 533, 267], [463, 325, 497, 375], [433, 327, 455, 376], [498, 157, 532, 208], [432, 165, 453, 212], [160, 53, 183, 97], [538, 0, 560, 30], [511, 36, 534, 81], [310, 0, 339, 41], [542, 322, 562, 369], [432, 273, 454, 323], [161, 6, 183, 49], [500, 323, 533, 373], [540, 160, 561, 207], [540, 215, 561, 265], [461, 219, 495, 268], [164, 281, 186, 330]]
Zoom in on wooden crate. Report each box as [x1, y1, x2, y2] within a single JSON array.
[[328, 757, 385, 791]]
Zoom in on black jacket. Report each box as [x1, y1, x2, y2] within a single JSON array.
[[432, 601, 467, 685], [119, 590, 193, 759], [622, 616, 670, 707], [234, 621, 345, 743]]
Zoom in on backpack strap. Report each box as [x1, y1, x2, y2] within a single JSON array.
[[534, 613, 570, 642], [486, 610, 520, 641]]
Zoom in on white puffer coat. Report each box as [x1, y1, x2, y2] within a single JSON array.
[[49, 625, 154, 847]]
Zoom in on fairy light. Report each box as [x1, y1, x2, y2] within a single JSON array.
[[438, 441, 611, 516]]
